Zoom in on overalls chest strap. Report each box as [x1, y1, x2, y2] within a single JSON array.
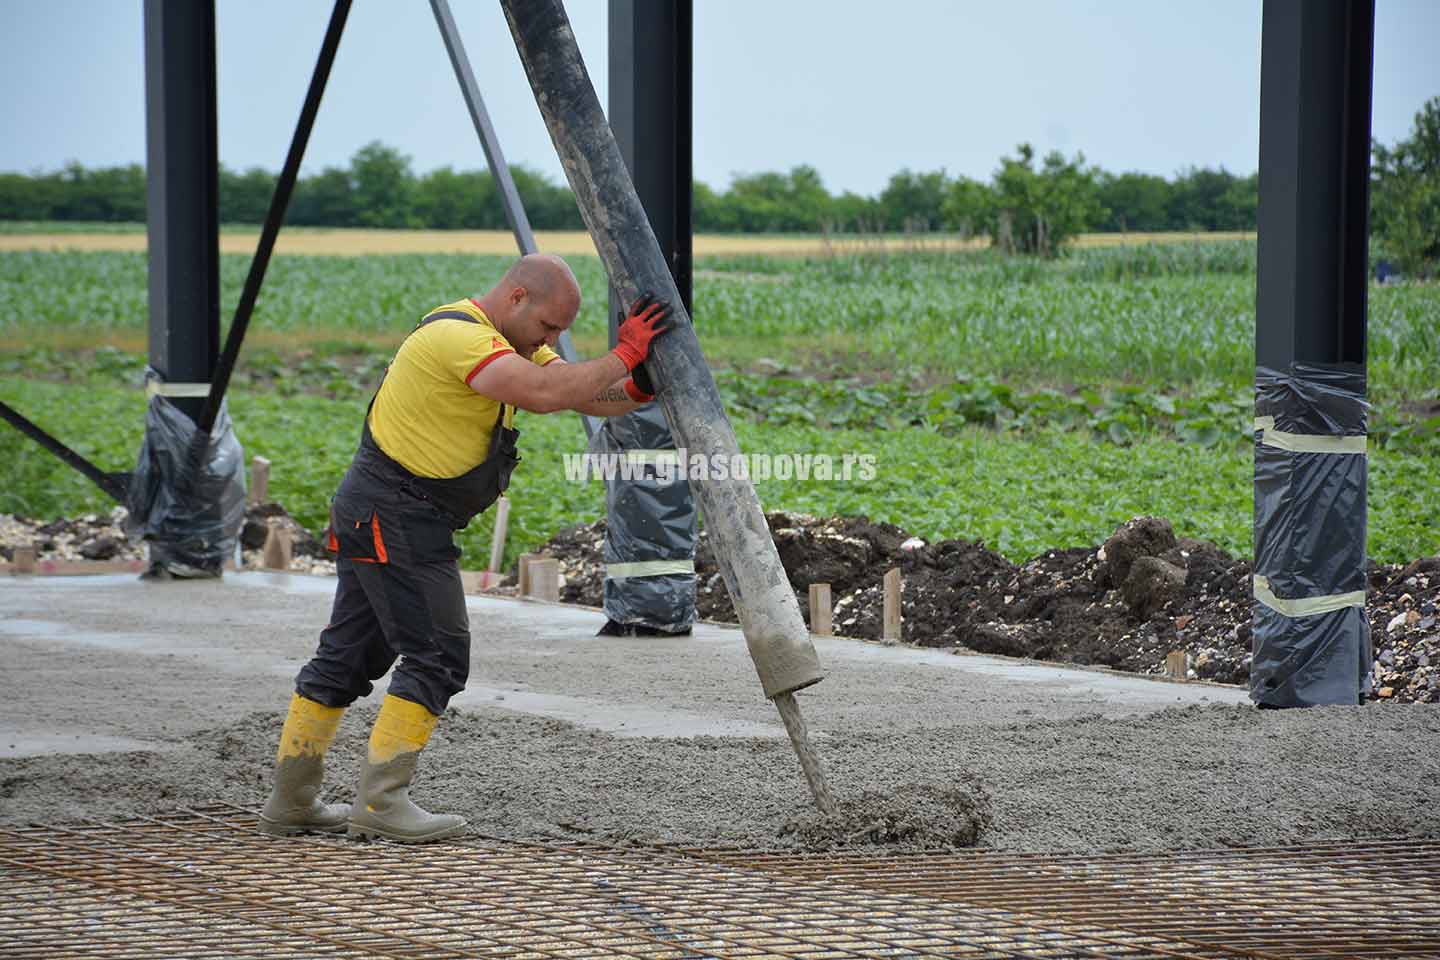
[[354, 309, 521, 528]]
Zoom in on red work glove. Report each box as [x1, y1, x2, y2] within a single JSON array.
[[611, 293, 672, 371], [623, 377, 653, 403], [629, 355, 656, 396]]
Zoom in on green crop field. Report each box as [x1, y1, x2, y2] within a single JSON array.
[[2, 241, 1437, 566], [3, 243, 1437, 395]]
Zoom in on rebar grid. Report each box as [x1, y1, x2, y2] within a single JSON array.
[[688, 841, 1440, 959], [0, 806, 1432, 960]]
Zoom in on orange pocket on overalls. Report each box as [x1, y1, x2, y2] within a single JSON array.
[[328, 503, 390, 564]]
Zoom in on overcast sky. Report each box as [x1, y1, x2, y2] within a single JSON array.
[[2, 1, 1437, 196]]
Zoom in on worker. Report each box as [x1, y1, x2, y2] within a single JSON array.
[[258, 253, 669, 843]]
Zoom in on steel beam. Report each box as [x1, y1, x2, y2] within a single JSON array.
[[1256, 0, 1373, 368], [143, 0, 220, 425], [600, 0, 698, 637], [606, 0, 693, 343], [432, 0, 540, 257], [1251, 0, 1375, 707], [195, 0, 350, 444], [0, 401, 130, 502]]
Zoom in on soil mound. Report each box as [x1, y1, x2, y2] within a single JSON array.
[[528, 513, 1440, 703], [2, 504, 333, 575], [0, 509, 142, 564]]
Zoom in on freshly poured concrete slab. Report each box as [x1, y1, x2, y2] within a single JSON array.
[[1, 731, 172, 759], [4, 571, 1437, 856], [0, 570, 1244, 757]]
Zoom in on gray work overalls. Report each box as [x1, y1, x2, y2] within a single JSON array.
[[295, 309, 520, 715]]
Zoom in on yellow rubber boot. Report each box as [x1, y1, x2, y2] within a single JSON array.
[[347, 694, 467, 843], [258, 694, 350, 836]]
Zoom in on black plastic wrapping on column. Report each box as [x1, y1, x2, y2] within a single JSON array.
[[1251, 605, 1370, 707], [125, 395, 247, 578], [594, 404, 697, 634], [1251, 361, 1370, 707]]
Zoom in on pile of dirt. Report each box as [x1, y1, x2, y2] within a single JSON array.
[[0, 508, 141, 564], [2, 504, 333, 575], [1366, 557, 1440, 703], [550, 521, 609, 606], [238, 502, 334, 575], [529, 513, 1440, 703]]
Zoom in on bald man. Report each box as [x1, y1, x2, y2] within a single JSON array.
[[258, 254, 670, 843]]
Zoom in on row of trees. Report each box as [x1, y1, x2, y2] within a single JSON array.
[[700, 152, 1258, 254], [1, 97, 1432, 271], [0, 140, 1254, 245], [1370, 97, 1440, 277], [0, 142, 586, 231]]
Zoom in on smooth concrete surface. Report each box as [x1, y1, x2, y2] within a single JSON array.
[[0, 571, 1247, 758]]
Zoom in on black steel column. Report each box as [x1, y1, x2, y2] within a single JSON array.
[[599, 0, 697, 636], [1251, 0, 1374, 707], [607, 0, 693, 339], [134, 0, 239, 578], [144, 0, 221, 424], [1256, 0, 1372, 368]]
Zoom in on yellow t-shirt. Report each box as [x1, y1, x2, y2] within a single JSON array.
[[369, 298, 560, 479]]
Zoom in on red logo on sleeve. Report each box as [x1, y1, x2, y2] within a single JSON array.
[[491, 337, 506, 349]]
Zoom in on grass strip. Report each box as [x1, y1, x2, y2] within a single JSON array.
[[4, 376, 1434, 566]]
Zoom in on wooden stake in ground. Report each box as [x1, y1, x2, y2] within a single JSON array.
[[808, 583, 833, 636], [488, 495, 510, 574], [262, 524, 293, 571], [13, 545, 36, 575], [503, 0, 834, 814], [517, 552, 537, 597], [248, 456, 270, 506], [883, 568, 902, 641], [1166, 650, 1189, 681], [528, 557, 559, 602]]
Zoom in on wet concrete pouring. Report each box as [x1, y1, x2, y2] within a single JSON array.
[[2, 562, 1438, 857]]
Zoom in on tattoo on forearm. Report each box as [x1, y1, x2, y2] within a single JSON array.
[[593, 387, 629, 403]]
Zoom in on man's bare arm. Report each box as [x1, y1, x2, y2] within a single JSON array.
[[470, 296, 670, 415], [572, 376, 646, 416], [467, 352, 632, 414]]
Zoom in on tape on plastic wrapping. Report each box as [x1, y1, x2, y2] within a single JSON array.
[[1253, 574, 1365, 618], [145, 381, 212, 398], [1254, 416, 1367, 455], [606, 559, 695, 579]]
